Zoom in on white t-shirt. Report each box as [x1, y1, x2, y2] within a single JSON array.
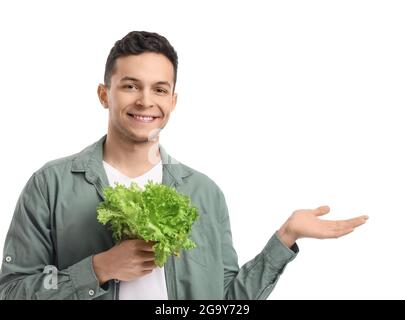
[[102, 159, 168, 300]]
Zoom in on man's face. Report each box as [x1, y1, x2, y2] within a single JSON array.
[[98, 52, 177, 143]]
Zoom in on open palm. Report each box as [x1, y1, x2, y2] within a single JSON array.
[[278, 206, 368, 247]]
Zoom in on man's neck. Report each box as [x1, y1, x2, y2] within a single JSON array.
[[103, 130, 161, 179]]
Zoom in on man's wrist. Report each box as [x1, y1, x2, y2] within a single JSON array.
[[92, 252, 111, 285], [277, 224, 297, 248]]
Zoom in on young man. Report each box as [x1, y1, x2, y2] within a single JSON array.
[[0, 31, 368, 300]]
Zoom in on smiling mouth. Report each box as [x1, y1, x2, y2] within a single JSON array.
[[127, 113, 160, 123]]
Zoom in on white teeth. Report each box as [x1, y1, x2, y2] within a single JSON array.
[[134, 115, 154, 121]]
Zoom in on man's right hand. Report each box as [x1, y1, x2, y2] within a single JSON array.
[[92, 239, 156, 285]]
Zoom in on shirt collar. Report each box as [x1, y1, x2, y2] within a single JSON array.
[[71, 134, 192, 189]]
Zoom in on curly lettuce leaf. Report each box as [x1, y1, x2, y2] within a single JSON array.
[[96, 180, 199, 267]]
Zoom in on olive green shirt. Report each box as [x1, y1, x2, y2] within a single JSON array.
[[0, 135, 298, 300]]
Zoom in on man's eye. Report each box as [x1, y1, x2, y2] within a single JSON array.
[[156, 88, 168, 94], [124, 84, 138, 90]]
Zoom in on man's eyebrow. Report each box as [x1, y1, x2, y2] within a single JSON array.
[[120, 76, 140, 82], [155, 81, 172, 88], [120, 76, 171, 88]]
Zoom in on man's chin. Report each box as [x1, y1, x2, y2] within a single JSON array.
[[127, 131, 161, 144]]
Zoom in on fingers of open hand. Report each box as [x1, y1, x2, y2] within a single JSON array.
[[313, 205, 330, 216], [322, 216, 368, 238]]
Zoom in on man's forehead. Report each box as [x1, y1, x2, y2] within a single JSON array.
[[115, 54, 173, 71], [113, 54, 174, 83]]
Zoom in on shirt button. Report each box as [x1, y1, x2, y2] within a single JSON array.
[[5, 256, 12, 263], [88, 289, 95, 296]]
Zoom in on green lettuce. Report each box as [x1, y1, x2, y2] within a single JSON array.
[[96, 181, 199, 267]]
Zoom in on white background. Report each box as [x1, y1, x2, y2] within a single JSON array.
[[0, 0, 404, 299]]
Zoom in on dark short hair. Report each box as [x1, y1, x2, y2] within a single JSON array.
[[104, 31, 178, 90]]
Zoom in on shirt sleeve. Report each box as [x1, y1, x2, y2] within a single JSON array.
[[219, 190, 299, 300], [0, 172, 109, 300]]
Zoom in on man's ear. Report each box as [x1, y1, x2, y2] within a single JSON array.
[[171, 92, 178, 112], [97, 84, 109, 109]]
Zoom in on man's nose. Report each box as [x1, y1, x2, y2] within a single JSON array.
[[135, 90, 154, 108]]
